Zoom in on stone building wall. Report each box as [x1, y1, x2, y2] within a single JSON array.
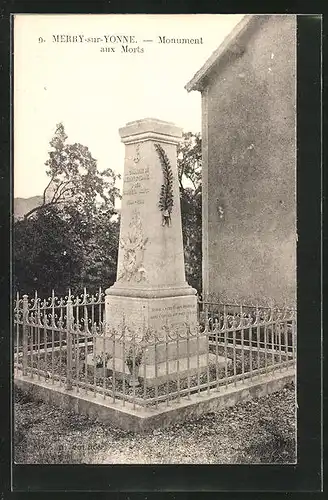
[[202, 15, 296, 306]]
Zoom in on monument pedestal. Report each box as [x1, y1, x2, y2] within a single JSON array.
[[105, 289, 198, 334]]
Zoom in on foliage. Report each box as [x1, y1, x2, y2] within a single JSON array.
[[125, 344, 143, 372], [94, 352, 111, 368], [14, 206, 85, 297], [14, 123, 120, 297], [125, 331, 153, 372], [177, 132, 202, 294], [24, 123, 120, 221], [14, 206, 120, 298], [178, 132, 202, 191]]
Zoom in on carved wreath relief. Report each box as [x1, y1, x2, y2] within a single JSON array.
[[117, 209, 148, 283], [155, 143, 174, 227]]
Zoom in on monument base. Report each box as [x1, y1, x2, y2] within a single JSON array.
[[98, 286, 214, 385], [104, 290, 198, 335], [87, 352, 228, 387], [88, 331, 232, 386]]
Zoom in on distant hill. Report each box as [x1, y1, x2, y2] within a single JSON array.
[[14, 196, 43, 220]]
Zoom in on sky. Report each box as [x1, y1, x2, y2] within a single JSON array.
[[14, 14, 244, 199]]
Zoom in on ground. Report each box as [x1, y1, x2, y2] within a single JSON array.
[[14, 382, 296, 464]]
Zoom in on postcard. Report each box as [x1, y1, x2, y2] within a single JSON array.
[[13, 13, 298, 470]]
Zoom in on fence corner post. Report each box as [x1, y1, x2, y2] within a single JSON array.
[[22, 295, 29, 376], [66, 291, 73, 391], [204, 296, 209, 330]]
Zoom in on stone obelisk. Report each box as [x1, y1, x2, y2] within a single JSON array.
[[105, 118, 198, 333], [91, 118, 218, 385]]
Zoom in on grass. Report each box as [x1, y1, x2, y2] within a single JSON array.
[[14, 381, 296, 464]]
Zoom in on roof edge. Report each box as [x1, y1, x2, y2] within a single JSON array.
[[185, 14, 258, 92]]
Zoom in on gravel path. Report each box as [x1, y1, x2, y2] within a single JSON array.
[[14, 382, 296, 464]]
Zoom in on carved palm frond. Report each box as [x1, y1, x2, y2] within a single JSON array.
[[155, 143, 174, 215]]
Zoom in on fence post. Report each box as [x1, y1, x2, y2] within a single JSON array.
[[204, 297, 209, 328], [66, 290, 73, 391], [196, 295, 200, 322], [22, 295, 29, 376]]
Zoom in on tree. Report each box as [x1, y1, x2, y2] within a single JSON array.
[[14, 206, 120, 298], [23, 123, 120, 221], [178, 131, 202, 192], [14, 205, 85, 297], [177, 132, 202, 294], [14, 123, 121, 297]]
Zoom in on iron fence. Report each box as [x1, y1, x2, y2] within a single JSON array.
[[14, 289, 297, 410]]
